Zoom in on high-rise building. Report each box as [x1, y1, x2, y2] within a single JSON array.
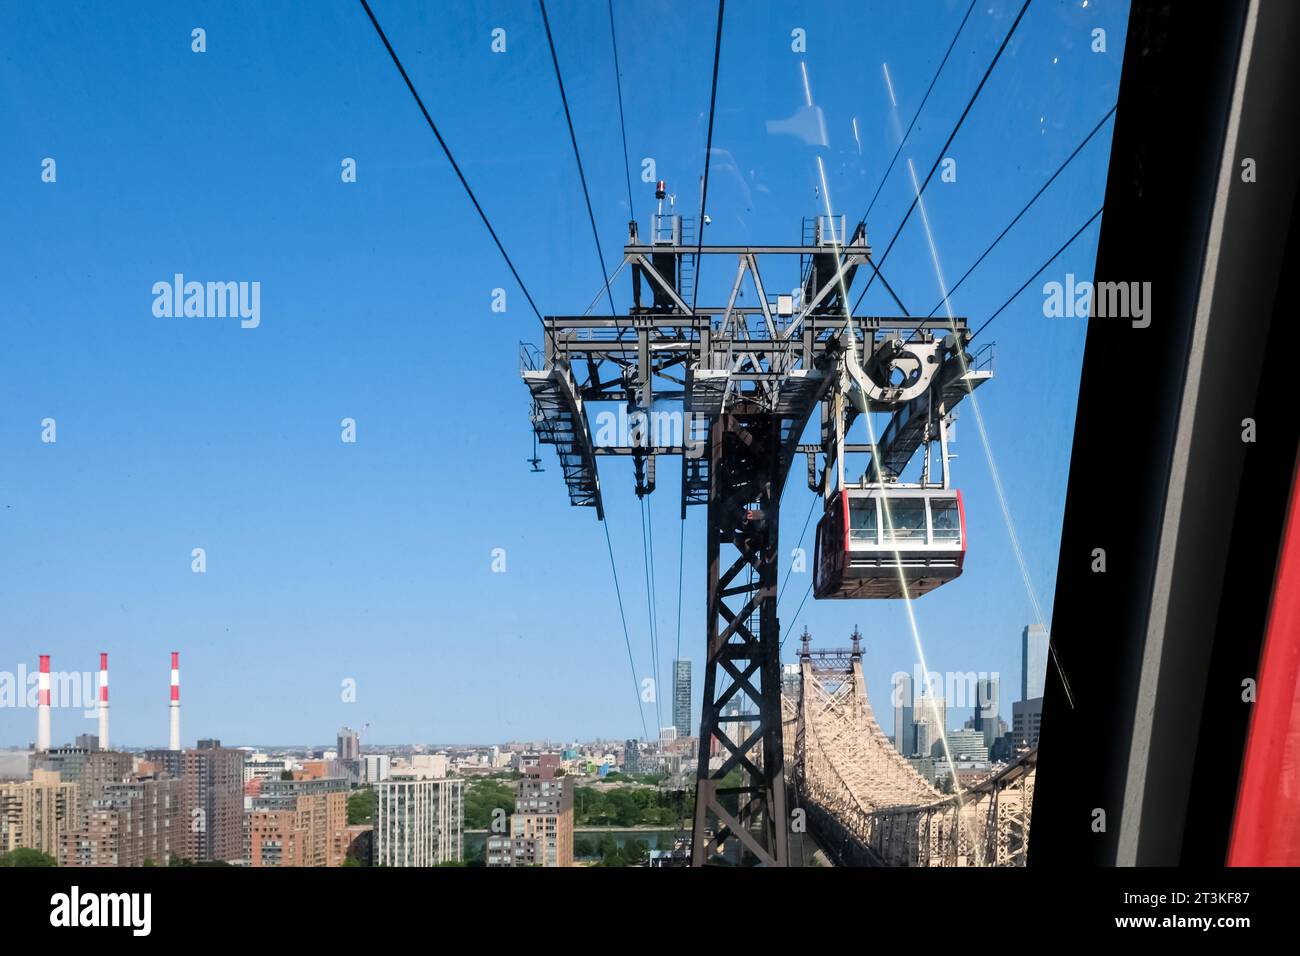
[[1022, 624, 1049, 701], [624, 739, 640, 773], [63, 776, 184, 867], [143, 749, 183, 781], [0, 770, 77, 858], [181, 741, 245, 863], [362, 754, 391, 784], [337, 727, 360, 761], [672, 659, 692, 739], [914, 691, 947, 760], [247, 777, 350, 867], [892, 672, 916, 756], [373, 776, 463, 866], [485, 763, 573, 867], [941, 728, 989, 762], [1012, 697, 1044, 748], [975, 676, 1000, 749], [29, 747, 133, 829]]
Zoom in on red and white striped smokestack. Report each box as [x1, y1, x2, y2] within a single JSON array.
[[37, 654, 51, 752], [169, 651, 180, 751], [98, 652, 109, 750]]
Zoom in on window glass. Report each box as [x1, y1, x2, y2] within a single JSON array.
[[884, 498, 927, 540], [931, 498, 961, 543], [849, 497, 877, 542]]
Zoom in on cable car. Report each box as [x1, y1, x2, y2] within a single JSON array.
[[813, 486, 965, 599]]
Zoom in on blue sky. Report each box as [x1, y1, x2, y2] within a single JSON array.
[[1, 0, 1127, 748]]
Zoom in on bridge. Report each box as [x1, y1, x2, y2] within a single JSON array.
[[783, 630, 1036, 867]]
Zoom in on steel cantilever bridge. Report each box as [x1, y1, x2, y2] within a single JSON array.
[[523, 211, 1028, 866], [785, 628, 1036, 867]]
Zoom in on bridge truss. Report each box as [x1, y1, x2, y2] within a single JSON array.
[[784, 630, 1036, 866]]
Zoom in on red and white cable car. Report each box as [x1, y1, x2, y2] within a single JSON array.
[[814, 486, 966, 599]]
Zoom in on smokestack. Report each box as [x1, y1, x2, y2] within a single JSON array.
[[169, 651, 180, 751], [98, 653, 109, 750], [37, 654, 51, 752]]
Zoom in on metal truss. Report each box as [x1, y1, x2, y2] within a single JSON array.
[[523, 215, 988, 866], [785, 633, 1036, 867]]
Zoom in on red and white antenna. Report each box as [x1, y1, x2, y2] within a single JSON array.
[[98, 652, 110, 750], [169, 651, 181, 751], [37, 654, 51, 752]]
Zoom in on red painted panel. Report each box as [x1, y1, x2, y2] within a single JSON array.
[[1228, 461, 1300, 865]]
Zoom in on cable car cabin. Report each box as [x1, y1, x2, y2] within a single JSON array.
[[814, 488, 966, 599]]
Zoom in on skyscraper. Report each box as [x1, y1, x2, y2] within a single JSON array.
[[672, 659, 692, 739], [976, 676, 1000, 749], [624, 739, 640, 773], [337, 727, 360, 761], [1012, 698, 1044, 748], [181, 741, 244, 863], [914, 691, 947, 759], [892, 672, 915, 756], [63, 776, 184, 868], [1022, 624, 1049, 700], [29, 747, 132, 830]]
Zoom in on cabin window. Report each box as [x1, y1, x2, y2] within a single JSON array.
[[931, 498, 961, 542], [883, 498, 927, 540], [848, 497, 877, 543]]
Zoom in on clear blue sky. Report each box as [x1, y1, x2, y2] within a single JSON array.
[[1, 0, 1127, 748]]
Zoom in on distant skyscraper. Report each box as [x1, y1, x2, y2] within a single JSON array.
[[29, 747, 132, 830], [673, 660, 692, 738], [181, 741, 244, 863], [1012, 698, 1044, 748], [624, 739, 640, 773], [975, 676, 1000, 749], [1022, 625, 1049, 700], [944, 728, 989, 762], [63, 776, 183, 868], [337, 727, 360, 761], [915, 691, 947, 758], [892, 672, 915, 756]]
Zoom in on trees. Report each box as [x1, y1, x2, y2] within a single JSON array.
[[463, 780, 518, 830], [0, 848, 56, 867], [623, 839, 649, 866], [347, 787, 376, 826]]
